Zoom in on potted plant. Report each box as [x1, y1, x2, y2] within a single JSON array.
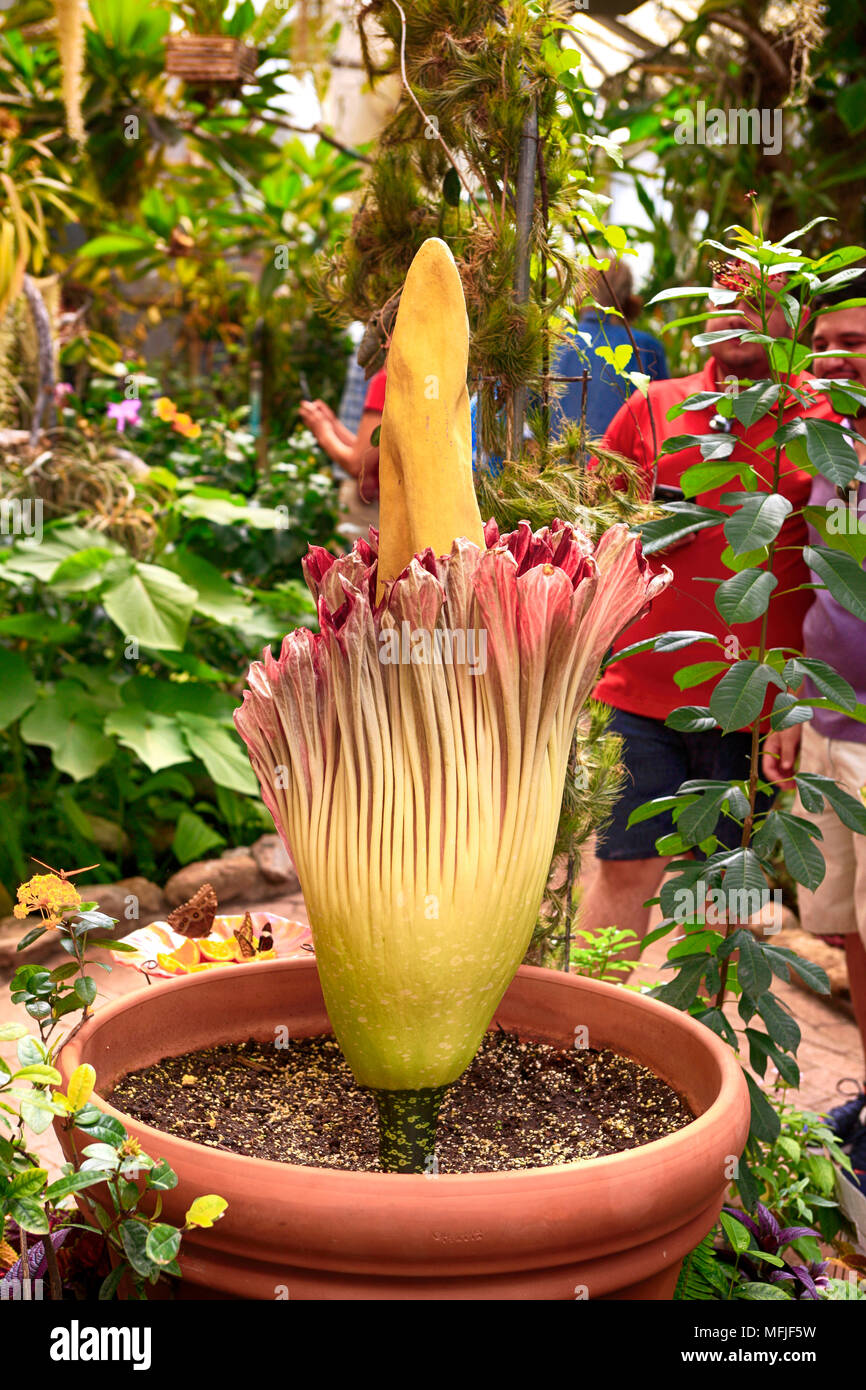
[[55, 238, 751, 1300]]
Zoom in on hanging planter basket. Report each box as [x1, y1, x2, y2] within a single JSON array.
[[164, 34, 259, 86]]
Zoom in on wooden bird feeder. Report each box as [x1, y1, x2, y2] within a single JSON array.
[[164, 34, 259, 86]]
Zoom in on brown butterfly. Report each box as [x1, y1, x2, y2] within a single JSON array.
[[167, 882, 217, 939], [234, 912, 273, 958], [30, 857, 100, 880]]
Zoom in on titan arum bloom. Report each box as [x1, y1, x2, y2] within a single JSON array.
[[235, 237, 671, 1170]]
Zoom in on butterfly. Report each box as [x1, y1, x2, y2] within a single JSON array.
[[167, 882, 217, 939], [233, 911, 274, 958], [30, 857, 100, 880]]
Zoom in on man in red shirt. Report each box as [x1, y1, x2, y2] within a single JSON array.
[[579, 282, 835, 948]]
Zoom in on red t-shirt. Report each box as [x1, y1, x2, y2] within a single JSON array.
[[593, 359, 835, 723], [364, 369, 387, 413]]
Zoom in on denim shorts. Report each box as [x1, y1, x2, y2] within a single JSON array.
[[596, 706, 760, 861]]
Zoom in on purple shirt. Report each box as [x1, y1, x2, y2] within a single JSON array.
[[803, 472, 866, 743]]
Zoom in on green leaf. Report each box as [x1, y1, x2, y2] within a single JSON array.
[[119, 1219, 158, 1278], [74, 976, 97, 1006], [102, 563, 197, 651], [98, 1264, 126, 1300], [730, 381, 780, 427], [756, 993, 801, 1052], [673, 661, 729, 690], [680, 460, 744, 497], [722, 493, 792, 556], [802, 504, 866, 566], [676, 788, 731, 845], [654, 955, 708, 1010], [172, 810, 226, 865], [176, 713, 259, 795], [802, 418, 860, 487], [50, 546, 118, 592], [665, 706, 718, 732], [145, 1223, 181, 1266], [797, 774, 866, 834], [8, 1195, 50, 1234], [74, 1104, 126, 1146], [709, 661, 776, 732], [731, 929, 772, 997], [0, 646, 37, 729], [805, 545, 866, 623], [8, 1167, 47, 1198], [103, 707, 191, 773], [13, 1064, 61, 1086], [715, 569, 777, 624], [46, 1169, 113, 1201], [783, 657, 857, 711], [720, 1210, 752, 1253], [774, 812, 826, 891], [639, 503, 725, 555], [20, 695, 115, 781], [168, 549, 251, 627], [76, 232, 154, 259], [147, 1159, 178, 1191], [745, 1072, 782, 1144]]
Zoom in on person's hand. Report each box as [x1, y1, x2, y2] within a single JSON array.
[[762, 724, 804, 791], [299, 398, 335, 443]]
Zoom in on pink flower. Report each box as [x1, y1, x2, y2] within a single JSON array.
[[106, 399, 142, 433], [54, 382, 74, 406]]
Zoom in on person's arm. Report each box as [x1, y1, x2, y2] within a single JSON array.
[[299, 399, 381, 475]]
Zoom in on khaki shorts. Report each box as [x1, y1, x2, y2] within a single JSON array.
[[337, 476, 379, 543], [793, 721, 866, 947]]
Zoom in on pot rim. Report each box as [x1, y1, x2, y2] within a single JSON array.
[[58, 957, 747, 1189]]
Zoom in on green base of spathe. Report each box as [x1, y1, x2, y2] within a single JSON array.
[[374, 1086, 448, 1174]]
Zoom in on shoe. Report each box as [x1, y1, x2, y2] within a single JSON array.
[[824, 1081, 866, 1142]]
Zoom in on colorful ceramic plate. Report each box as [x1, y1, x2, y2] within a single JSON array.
[[111, 913, 313, 978]]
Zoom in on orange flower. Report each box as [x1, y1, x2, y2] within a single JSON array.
[[155, 396, 178, 422], [172, 412, 200, 438]]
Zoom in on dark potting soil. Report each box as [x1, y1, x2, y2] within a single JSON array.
[[107, 1031, 694, 1174]]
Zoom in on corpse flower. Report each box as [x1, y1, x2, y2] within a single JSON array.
[[235, 238, 671, 1170]]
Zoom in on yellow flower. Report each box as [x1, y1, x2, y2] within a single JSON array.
[[155, 396, 177, 422], [14, 873, 82, 924]]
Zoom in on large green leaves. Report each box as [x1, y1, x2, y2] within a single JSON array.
[[0, 646, 37, 729], [103, 708, 190, 773], [102, 563, 198, 651], [20, 692, 115, 781], [176, 712, 259, 795]]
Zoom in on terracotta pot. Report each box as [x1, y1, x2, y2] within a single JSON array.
[[56, 959, 749, 1301]]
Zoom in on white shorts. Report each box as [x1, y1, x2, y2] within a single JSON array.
[[793, 721, 866, 948]]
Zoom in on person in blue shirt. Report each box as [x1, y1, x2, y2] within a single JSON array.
[[553, 260, 669, 438]]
